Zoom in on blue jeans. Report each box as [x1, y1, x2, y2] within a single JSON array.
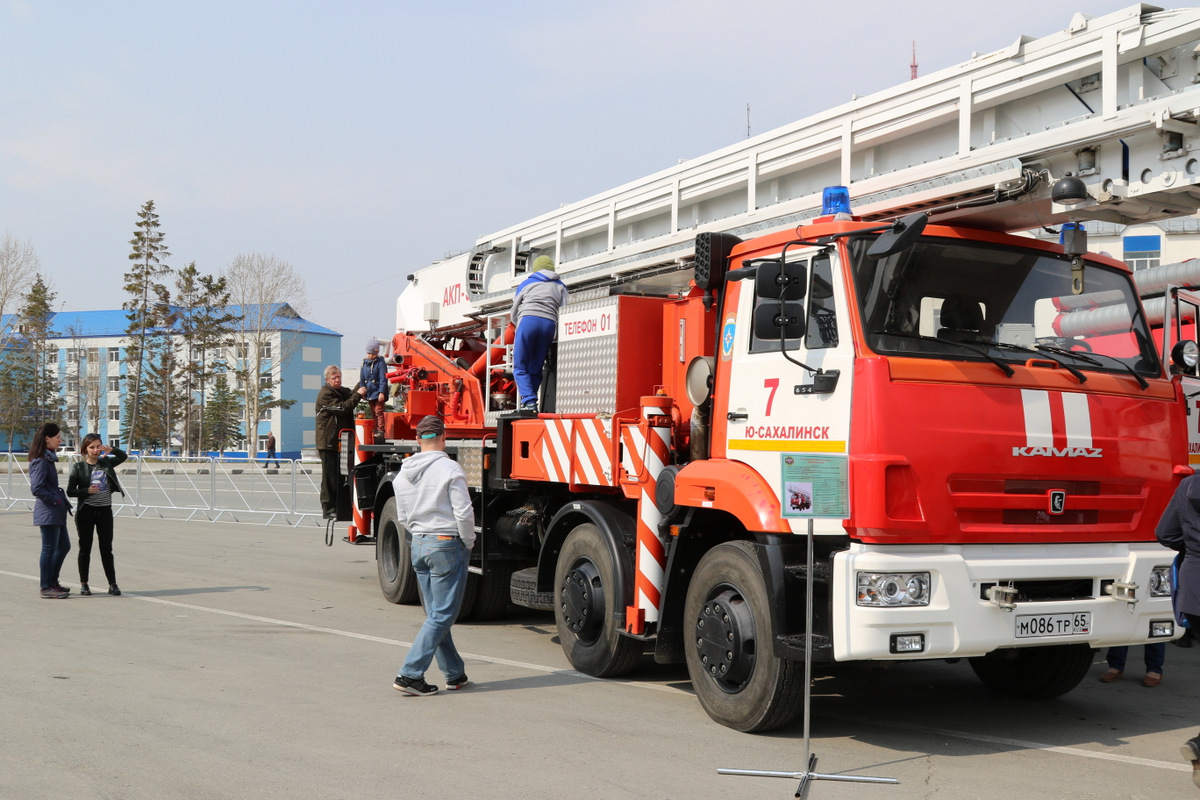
[[1106, 643, 1166, 673], [399, 536, 469, 681], [513, 316, 555, 406], [39, 524, 71, 590]]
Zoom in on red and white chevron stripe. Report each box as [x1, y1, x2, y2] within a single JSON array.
[[348, 417, 374, 543], [538, 418, 614, 486], [622, 398, 673, 630]]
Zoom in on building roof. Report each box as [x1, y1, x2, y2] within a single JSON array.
[[0, 303, 341, 340]]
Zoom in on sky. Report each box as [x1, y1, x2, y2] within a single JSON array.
[[0, 0, 1154, 374]]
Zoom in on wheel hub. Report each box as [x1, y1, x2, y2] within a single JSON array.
[[561, 560, 604, 643], [693, 587, 756, 690]]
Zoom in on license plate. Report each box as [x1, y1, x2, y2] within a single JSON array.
[[1014, 612, 1092, 639]]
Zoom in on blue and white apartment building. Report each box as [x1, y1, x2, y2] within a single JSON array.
[[3, 304, 342, 458]]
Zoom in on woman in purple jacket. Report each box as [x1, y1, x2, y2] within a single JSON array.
[[29, 422, 71, 599]]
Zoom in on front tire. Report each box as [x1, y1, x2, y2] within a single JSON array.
[[376, 497, 418, 604], [554, 523, 642, 676], [968, 644, 1094, 699], [684, 541, 803, 732]]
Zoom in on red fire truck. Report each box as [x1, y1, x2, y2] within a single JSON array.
[[334, 6, 1198, 731]]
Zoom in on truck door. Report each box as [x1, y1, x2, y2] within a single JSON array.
[[1166, 286, 1200, 467], [718, 248, 854, 528]]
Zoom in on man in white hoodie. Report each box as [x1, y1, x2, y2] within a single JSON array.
[[392, 415, 476, 696]]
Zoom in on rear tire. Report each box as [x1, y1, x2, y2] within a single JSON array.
[[554, 523, 642, 677], [376, 498, 418, 605], [968, 644, 1094, 699], [463, 562, 515, 621], [684, 541, 803, 732]]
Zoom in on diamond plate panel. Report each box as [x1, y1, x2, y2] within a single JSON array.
[[556, 295, 621, 415]]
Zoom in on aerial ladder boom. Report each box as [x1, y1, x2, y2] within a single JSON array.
[[402, 3, 1200, 330]]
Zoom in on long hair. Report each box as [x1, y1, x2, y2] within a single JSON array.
[[27, 422, 61, 462]]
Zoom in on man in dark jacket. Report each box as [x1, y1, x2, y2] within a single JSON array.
[[1156, 474, 1200, 788], [316, 365, 365, 519]]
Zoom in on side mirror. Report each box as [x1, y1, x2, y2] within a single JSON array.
[[867, 212, 928, 260], [756, 260, 807, 300], [754, 302, 806, 340]]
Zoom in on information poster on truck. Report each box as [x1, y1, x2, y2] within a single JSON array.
[[779, 453, 849, 519]]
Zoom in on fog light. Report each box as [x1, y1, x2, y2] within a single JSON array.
[[1148, 566, 1172, 597], [858, 572, 931, 606], [890, 633, 925, 654], [1149, 620, 1175, 638]]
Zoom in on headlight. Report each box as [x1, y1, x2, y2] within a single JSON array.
[[1148, 566, 1172, 597], [857, 572, 931, 607]]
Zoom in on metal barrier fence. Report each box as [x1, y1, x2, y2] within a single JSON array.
[[0, 453, 327, 526]]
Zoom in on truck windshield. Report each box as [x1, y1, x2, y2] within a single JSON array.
[[847, 236, 1160, 379]]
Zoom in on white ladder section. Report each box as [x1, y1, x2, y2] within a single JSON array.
[[440, 4, 1200, 307]]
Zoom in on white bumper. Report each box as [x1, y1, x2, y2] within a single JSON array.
[[831, 541, 1179, 661]]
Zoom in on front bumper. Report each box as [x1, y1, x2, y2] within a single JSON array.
[[831, 541, 1179, 660]]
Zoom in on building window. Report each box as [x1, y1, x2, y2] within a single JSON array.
[[67, 349, 80, 363], [259, 376, 272, 388], [108, 406, 120, 421], [108, 349, 121, 363], [47, 349, 58, 364], [262, 342, 272, 359], [108, 377, 121, 392], [1123, 234, 1161, 271], [67, 378, 79, 394], [261, 408, 272, 420], [236, 342, 248, 360], [88, 347, 100, 363]]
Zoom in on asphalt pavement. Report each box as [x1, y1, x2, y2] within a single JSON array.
[[1, 510, 1196, 799]]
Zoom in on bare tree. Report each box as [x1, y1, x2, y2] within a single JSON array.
[[0, 231, 40, 343], [222, 253, 307, 451]]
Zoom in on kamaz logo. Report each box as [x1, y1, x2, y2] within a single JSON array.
[[1012, 446, 1103, 458]]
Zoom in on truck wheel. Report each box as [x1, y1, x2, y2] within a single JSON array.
[[554, 523, 642, 677], [376, 498, 419, 605], [684, 541, 803, 732], [968, 644, 1094, 699], [465, 562, 515, 621]]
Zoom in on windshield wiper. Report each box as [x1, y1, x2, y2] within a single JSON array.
[[1035, 344, 1149, 389], [986, 342, 1087, 384], [874, 331, 1014, 377]]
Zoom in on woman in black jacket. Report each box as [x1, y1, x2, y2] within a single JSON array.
[[1155, 474, 1200, 788], [66, 433, 127, 596]]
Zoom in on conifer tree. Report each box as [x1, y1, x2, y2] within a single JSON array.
[[122, 200, 172, 450]]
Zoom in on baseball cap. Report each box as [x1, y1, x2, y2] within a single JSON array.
[[415, 415, 445, 440]]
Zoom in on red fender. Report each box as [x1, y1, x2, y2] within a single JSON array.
[[672, 458, 790, 533]]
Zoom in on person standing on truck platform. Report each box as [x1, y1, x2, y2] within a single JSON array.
[[316, 365, 366, 520], [392, 414, 476, 696], [511, 255, 569, 412], [360, 338, 388, 442], [1154, 473, 1200, 789]]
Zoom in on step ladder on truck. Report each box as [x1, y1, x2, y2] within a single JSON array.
[[343, 4, 1199, 732]]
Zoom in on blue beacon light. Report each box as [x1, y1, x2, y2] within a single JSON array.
[[821, 185, 852, 215]]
